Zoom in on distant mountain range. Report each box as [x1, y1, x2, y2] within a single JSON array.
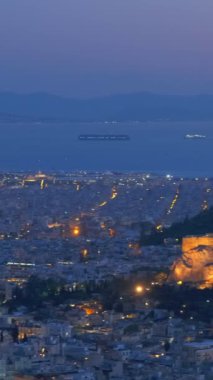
[[0, 92, 213, 122]]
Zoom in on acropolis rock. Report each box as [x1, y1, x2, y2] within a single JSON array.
[[171, 235, 213, 288]]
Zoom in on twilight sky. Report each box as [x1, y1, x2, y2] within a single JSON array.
[[0, 0, 213, 97]]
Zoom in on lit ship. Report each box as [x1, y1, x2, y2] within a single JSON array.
[[78, 134, 130, 141], [185, 134, 206, 139]]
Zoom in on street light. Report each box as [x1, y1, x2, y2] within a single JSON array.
[[135, 285, 143, 294]]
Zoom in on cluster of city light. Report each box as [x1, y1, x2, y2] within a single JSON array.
[[40, 179, 45, 190], [7, 278, 27, 284], [98, 187, 118, 208], [35, 172, 47, 179], [110, 188, 118, 200], [48, 222, 62, 229], [167, 189, 179, 215], [99, 201, 107, 207], [201, 200, 208, 210], [153, 353, 165, 358], [156, 224, 163, 232], [6, 262, 35, 266], [39, 347, 47, 358], [23, 172, 48, 188]]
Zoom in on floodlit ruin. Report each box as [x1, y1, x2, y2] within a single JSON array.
[[171, 235, 213, 288]]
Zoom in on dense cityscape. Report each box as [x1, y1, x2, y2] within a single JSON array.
[[1, 0, 213, 379], [0, 171, 212, 379]]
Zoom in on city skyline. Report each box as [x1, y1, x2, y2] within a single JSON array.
[[0, 3, 212, 378]]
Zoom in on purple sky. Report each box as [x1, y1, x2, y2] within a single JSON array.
[[0, 0, 213, 97]]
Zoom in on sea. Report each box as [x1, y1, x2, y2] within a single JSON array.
[[0, 121, 213, 177]]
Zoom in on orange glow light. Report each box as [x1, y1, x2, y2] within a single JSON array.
[[109, 228, 116, 237], [83, 307, 95, 315], [72, 226, 80, 237], [82, 249, 88, 257], [135, 285, 143, 294]]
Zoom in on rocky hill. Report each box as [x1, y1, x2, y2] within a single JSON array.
[[171, 235, 213, 288]]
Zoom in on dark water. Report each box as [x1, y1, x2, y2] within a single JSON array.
[[0, 121, 213, 176]]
